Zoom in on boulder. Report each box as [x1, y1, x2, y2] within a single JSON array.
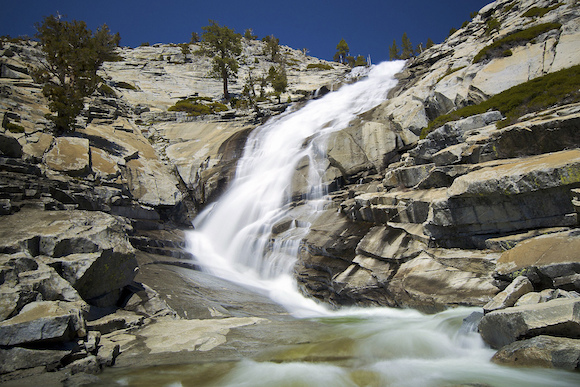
[[483, 276, 534, 313], [90, 147, 120, 180], [496, 230, 580, 292], [0, 209, 137, 307], [0, 132, 23, 158], [0, 254, 83, 321], [0, 301, 86, 346], [479, 298, 580, 349], [410, 111, 503, 162], [387, 250, 499, 312], [492, 335, 580, 370], [51, 249, 138, 304], [356, 225, 426, 262], [44, 137, 90, 176], [0, 346, 71, 374]]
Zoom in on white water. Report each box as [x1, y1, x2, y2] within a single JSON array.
[[188, 61, 406, 317], [185, 61, 580, 386]]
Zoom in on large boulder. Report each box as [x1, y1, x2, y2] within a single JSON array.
[[387, 249, 499, 312], [491, 335, 580, 370], [0, 209, 137, 307], [0, 301, 86, 346], [44, 137, 90, 176], [479, 298, 580, 349], [495, 230, 580, 292], [483, 276, 534, 313], [0, 253, 82, 321]]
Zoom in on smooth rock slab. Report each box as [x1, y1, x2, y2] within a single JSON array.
[[479, 298, 580, 349], [44, 137, 90, 176], [492, 335, 580, 370]]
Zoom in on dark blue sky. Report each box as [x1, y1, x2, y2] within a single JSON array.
[[1, 0, 491, 63]]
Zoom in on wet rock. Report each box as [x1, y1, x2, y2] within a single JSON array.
[[86, 310, 145, 335], [492, 335, 580, 370], [479, 298, 580, 349]]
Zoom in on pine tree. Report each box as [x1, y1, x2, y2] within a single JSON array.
[[34, 15, 120, 133], [354, 55, 367, 67], [201, 20, 242, 100], [267, 65, 287, 103], [262, 35, 280, 62], [244, 28, 257, 40], [334, 38, 350, 64], [401, 32, 414, 59], [389, 39, 400, 60], [190, 32, 200, 43], [426, 38, 435, 49]]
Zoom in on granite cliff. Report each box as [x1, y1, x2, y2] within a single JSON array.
[[0, 0, 580, 383]]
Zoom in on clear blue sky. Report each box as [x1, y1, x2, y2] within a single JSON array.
[[1, 0, 492, 63]]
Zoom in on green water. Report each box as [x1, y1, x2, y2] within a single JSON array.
[[96, 307, 580, 387]]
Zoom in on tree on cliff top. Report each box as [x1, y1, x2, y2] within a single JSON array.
[[334, 38, 350, 64], [34, 15, 120, 133], [201, 20, 242, 100]]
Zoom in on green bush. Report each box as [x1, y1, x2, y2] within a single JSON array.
[[115, 81, 138, 90], [473, 22, 561, 63], [3, 121, 25, 133], [436, 66, 467, 83], [306, 63, 333, 70], [168, 97, 228, 116], [420, 64, 580, 138], [485, 18, 501, 35], [98, 83, 117, 97], [522, 4, 562, 18]]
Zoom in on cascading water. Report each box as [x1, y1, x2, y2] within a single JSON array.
[[182, 61, 580, 387], [187, 60, 406, 316]]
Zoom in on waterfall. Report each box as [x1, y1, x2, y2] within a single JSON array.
[[187, 60, 405, 316], [131, 61, 580, 387]]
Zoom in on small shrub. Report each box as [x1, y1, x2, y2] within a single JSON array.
[[485, 18, 501, 35], [3, 121, 25, 133], [306, 63, 333, 70], [522, 3, 562, 18], [168, 97, 228, 116], [473, 22, 561, 63], [502, 49, 513, 57], [98, 83, 117, 97], [420, 64, 580, 138], [179, 43, 191, 55], [115, 81, 138, 90], [140, 42, 150, 47], [436, 66, 467, 83], [503, 2, 517, 13]]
